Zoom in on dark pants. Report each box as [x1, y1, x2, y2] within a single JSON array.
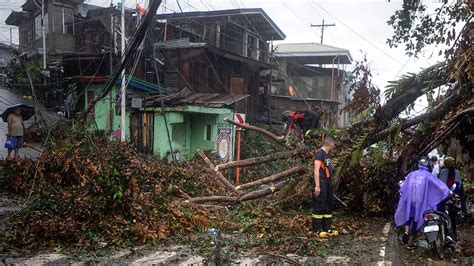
[[311, 177, 334, 232], [437, 200, 457, 241], [406, 217, 417, 236]]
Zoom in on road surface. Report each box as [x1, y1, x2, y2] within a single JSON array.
[[0, 87, 58, 159]]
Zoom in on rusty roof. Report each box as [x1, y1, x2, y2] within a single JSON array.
[[141, 88, 249, 109]]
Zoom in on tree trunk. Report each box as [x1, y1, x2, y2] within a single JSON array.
[[236, 166, 307, 191], [371, 92, 462, 144], [215, 150, 302, 171], [186, 196, 237, 203], [197, 149, 239, 194], [223, 118, 293, 150], [347, 64, 447, 137], [238, 180, 288, 202]]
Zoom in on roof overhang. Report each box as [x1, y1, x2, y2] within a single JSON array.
[[6, 11, 30, 26], [155, 41, 276, 69], [275, 43, 353, 64], [156, 8, 285, 41], [272, 94, 341, 105], [141, 88, 250, 109]]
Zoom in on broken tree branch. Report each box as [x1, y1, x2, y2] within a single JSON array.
[[223, 118, 293, 150], [371, 92, 462, 144], [185, 196, 237, 204], [238, 180, 288, 202], [197, 149, 239, 194], [215, 150, 303, 171], [236, 166, 307, 191]]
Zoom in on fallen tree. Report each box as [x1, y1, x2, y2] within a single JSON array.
[[215, 150, 302, 172], [236, 166, 306, 191], [223, 118, 293, 150]]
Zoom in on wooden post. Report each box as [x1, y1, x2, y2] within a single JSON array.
[[197, 149, 239, 194], [236, 129, 241, 184]]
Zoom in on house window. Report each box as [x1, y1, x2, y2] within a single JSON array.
[[215, 24, 221, 48], [63, 7, 74, 34], [0, 55, 4, 66], [205, 125, 212, 141], [53, 5, 73, 34], [172, 123, 186, 146], [20, 29, 31, 46]]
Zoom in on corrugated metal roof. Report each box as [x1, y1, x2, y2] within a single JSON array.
[[142, 88, 249, 108], [275, 43, 352, 64], [156, 8, 286, 41], [5, 11, 29, 26]]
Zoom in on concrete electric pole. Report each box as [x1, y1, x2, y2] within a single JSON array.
[[120, 0, 126, 142], [310, 19, 335, 44]]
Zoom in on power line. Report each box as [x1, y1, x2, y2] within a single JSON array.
[[311, 0, 404, 66]]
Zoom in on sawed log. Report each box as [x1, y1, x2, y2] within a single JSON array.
[[215, 149, 302, 171], [236, 166, 307, 191], [197, 149, 239, 194], [185, 180, 291, 204], [223, 118, 293, 150], [186, 196, 237, 204], [238, 180, 288, 202]]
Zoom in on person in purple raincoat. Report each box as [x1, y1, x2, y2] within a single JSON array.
[[394, 158, 450, 247]]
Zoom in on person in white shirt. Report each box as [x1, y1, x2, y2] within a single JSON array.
[[431, 155, 440, 177]]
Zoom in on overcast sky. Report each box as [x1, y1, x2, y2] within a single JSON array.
[[0, 0, 446, 110]]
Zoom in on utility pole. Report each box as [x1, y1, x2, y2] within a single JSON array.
[[310, 19, 335, 44], [33, 0, 47, 71], [109, 1, 114, 132], [9, 28, 12, 46], [41, 0, 47, 70], [120, 0, 126, 142]]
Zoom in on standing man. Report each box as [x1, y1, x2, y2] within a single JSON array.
[[312, 136, 337, 237], [431, 155, 440, 177], [7, 108, 24, 160]]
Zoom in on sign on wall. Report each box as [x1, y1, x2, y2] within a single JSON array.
[[216, 128, 232, 162]]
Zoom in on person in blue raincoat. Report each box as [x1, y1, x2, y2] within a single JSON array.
[[394, 158, 450, 247]]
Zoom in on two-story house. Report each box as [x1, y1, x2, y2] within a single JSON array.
[[272, 42, 353, 128], [5, 0, 139, 79], [84, 8, 287, 160], [151, 8, 286, 123]]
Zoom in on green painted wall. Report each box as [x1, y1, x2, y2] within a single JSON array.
[[85, 87, 235, 160], [149, 107, 234, 160], [85, 86, 131, 140]]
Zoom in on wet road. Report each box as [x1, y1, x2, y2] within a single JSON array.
[[0, 87, 58, 159]]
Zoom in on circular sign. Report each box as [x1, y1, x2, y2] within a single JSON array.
[[216, 131, 231, 162]]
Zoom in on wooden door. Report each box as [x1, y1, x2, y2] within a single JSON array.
[[130, 112, 154, 154]]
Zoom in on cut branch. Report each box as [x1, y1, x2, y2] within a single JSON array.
[[186, 196, 237, 203], [215, 150, 302, 171], [197, 149, 239, 194], [238, 180, 288, 202], [236, 166, 307, 191], [224, 118, 293, 150]]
